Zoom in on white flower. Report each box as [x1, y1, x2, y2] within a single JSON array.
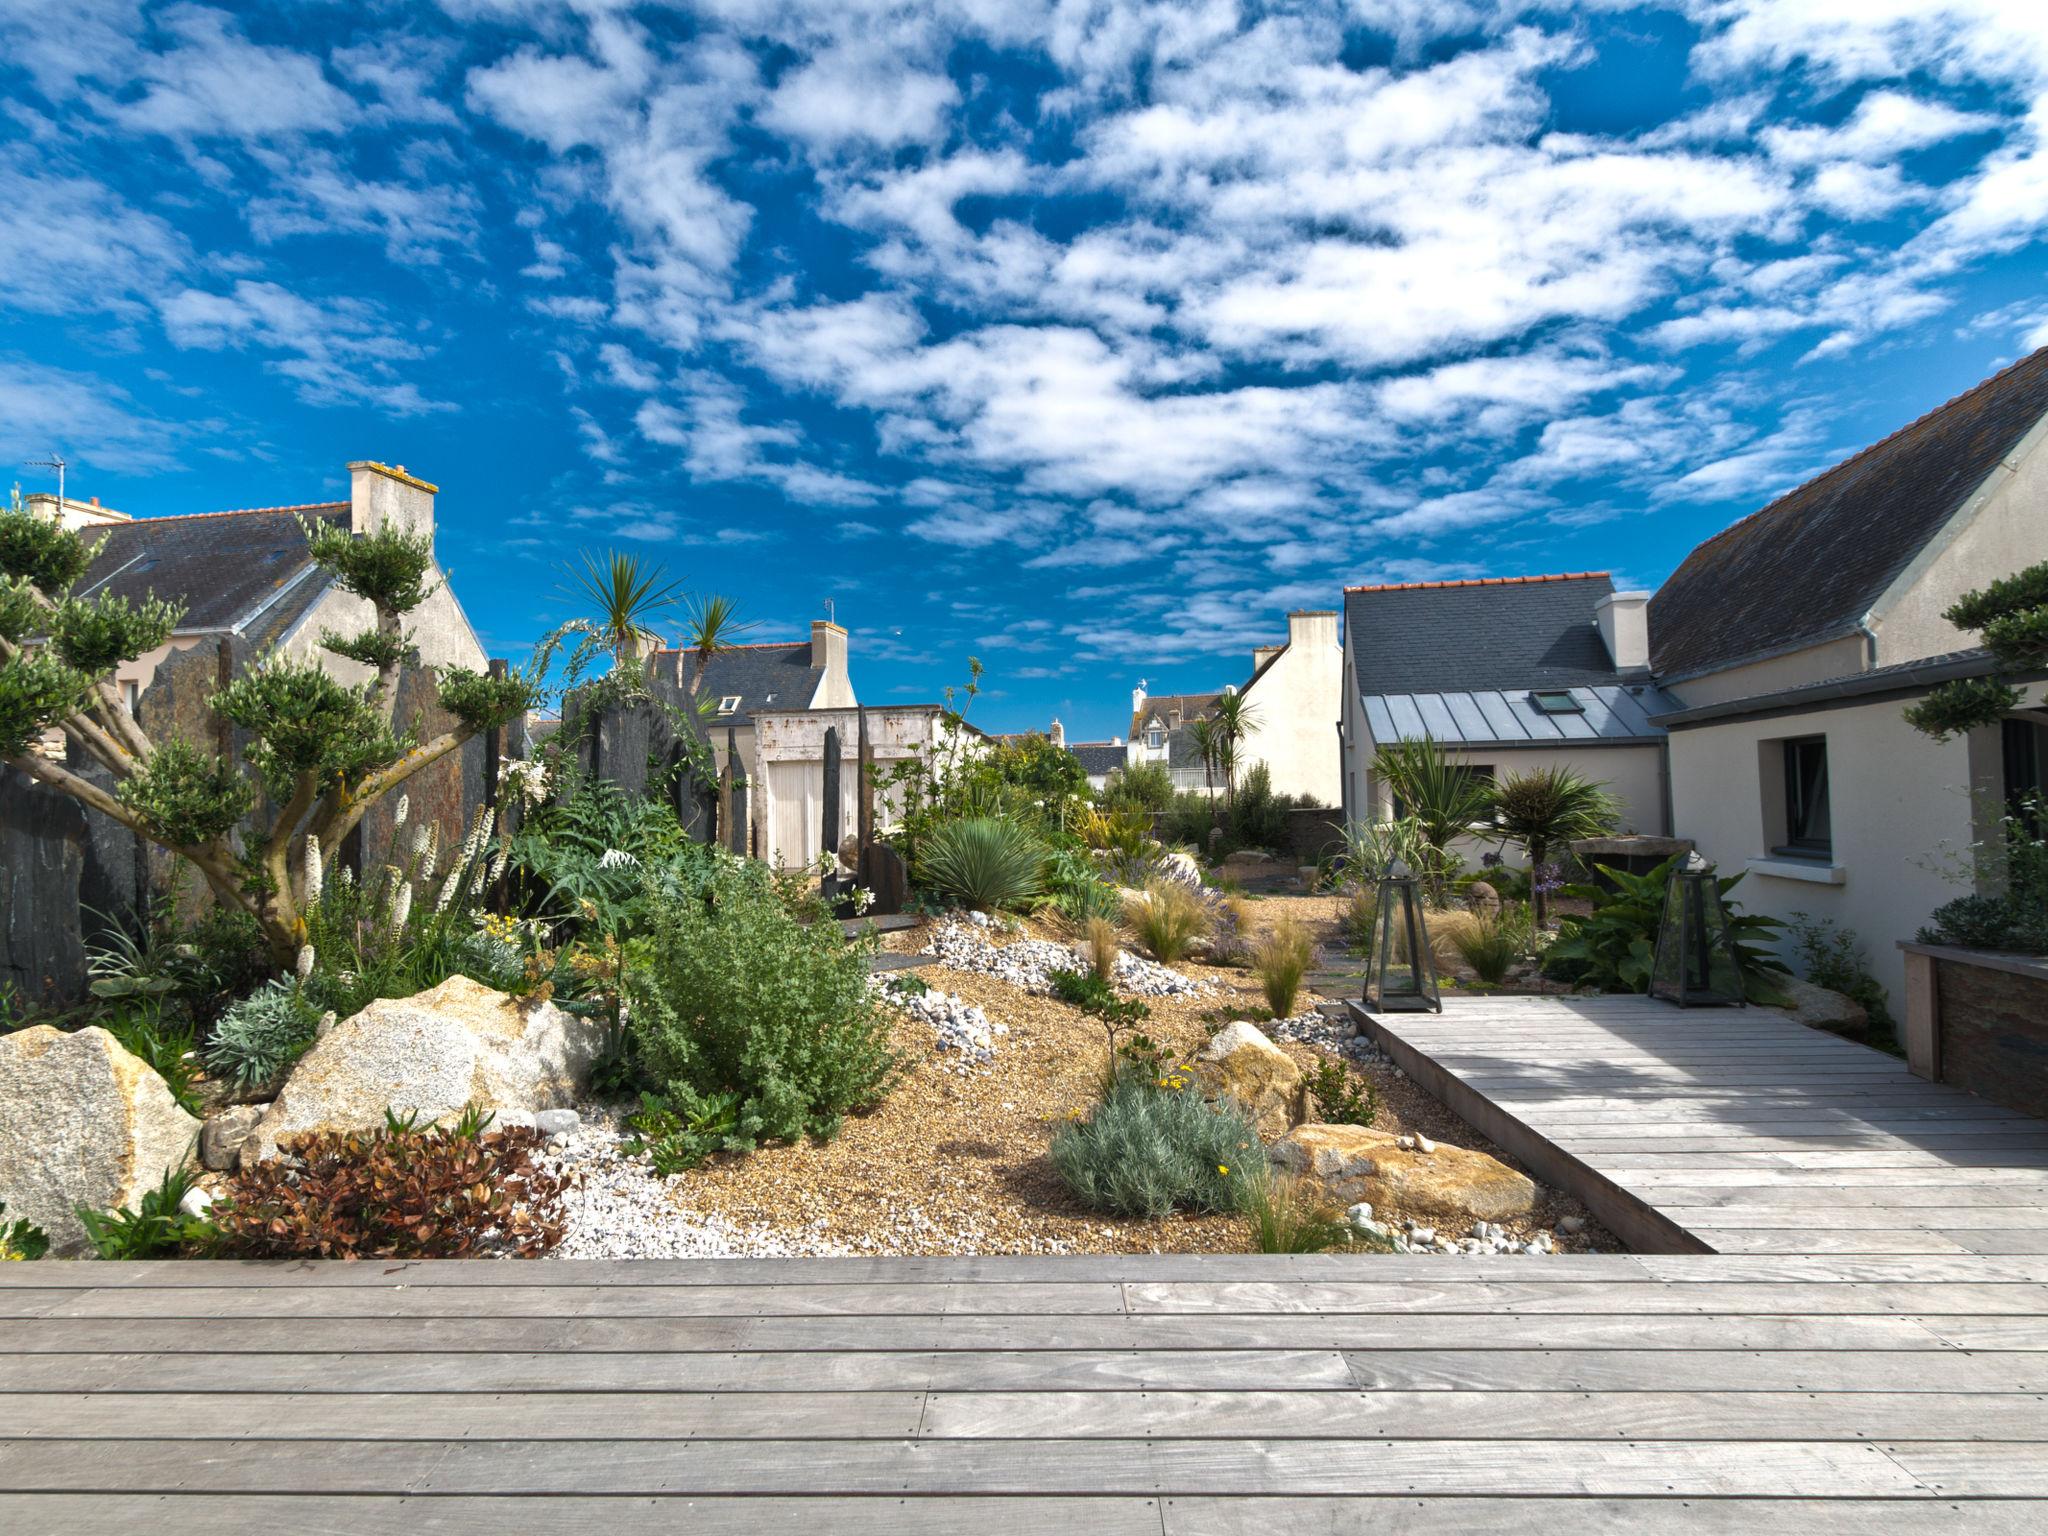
[[394, 795, 410, 830], [487, 847, 509, 885], [391, 881, 414, 933], [598, 847, 638, 869], [295, 944, 315, 981], [337, 863, 355, 890], [303, 834, 323, 906], [436, 869, 462, 912]]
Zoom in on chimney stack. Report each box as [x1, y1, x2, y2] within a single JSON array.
[[348, 460, 437, 543], [1286, 610, 1339, 650], [1595, 592, 1651, 671], [1131, 683, 1147, 716], [1252, 644, 1283, 672], [810, 619, 852, 706], [1049, 717, 1066, 747]]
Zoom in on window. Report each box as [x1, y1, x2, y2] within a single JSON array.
[[1146, 728, 1164, 748], [1778, 736, 1831, 856], [717, 695, 741, 715], [2007, 717, 2047, 831], [1529, 689, 1582, 715]]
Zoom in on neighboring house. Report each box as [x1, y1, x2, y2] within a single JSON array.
[[995, 718, 1126, 792], [647, 621, 857, 859], [1124, 610, 1344, 803], [752, 704, 982, 869], [1339, 572, 1677, 849], [1233, 609, 1343, 806], [1648, 346, 2048, 1012], [34, 460, 487, 704]]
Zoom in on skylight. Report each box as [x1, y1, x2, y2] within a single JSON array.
[[1530, 690, 1583, 715], [717, 695, 741, 714]]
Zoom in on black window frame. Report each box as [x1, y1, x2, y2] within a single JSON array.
[[1777, 735, 1832, 858], [2006, 717, 2047, 832], [1529, 689, 1583, 715]]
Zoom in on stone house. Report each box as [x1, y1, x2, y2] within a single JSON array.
[[1339, 572, 1677, 852], [1648, 346, 2048, 1013]]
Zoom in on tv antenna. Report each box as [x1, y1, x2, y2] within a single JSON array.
[[823, 597, 835, 625], [25, 451, 66, 510]]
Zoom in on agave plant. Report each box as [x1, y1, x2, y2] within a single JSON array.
[[921, 816, 1048, 913]]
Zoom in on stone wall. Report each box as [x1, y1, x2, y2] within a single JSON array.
[[1934, 954, 2048, 1119]]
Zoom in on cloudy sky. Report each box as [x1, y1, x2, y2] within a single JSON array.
[[4, 2, 2046, 740]]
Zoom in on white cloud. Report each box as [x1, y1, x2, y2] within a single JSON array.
[[0, 158, 185, 317], [0, 358, 183, 473], [109, 5, 355, 139], [159, 279, 453, 414], [760, 46, 959, 151]]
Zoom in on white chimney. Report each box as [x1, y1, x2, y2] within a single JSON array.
[[25, 493, 128, 532], [1595, 592, 1651, 671], [1252, 644, 1283, 672], [1131, 683, 1147, 716], [809, 620, 852, 706], [1049, 717, 1065, 747], [349, 461, 437, 543], [1287, 609, 1339, 650]]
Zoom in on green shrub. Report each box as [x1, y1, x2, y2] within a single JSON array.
[[1788, 913, 1898, 1034], [1050, 1074, 1259, 1219], [1129, 878, 1210, 964], [1098, 762, 1173, 811], [624, 862, 898, 1143], [1305, 1059, 1377, 1127], [1542, 857, 1789, 1001], [1252, 914, 1316, 1016], [921, 816, 1047, 913], [0, 1200, 48, 1261], [1243, 1170, 1355, 1254], [620, 1088, 746, 1174], [77, 1165, 214, 1260], [1918, 893, 2024, 950], [1450, 903, 1529, 985], [206, 978, 324, 1092]]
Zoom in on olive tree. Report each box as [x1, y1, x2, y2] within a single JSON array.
[[0, 491, 540, 963]]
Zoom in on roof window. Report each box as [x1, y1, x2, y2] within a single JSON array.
[[717, 695, 741, 714], [1530, 690, 1583, 715]]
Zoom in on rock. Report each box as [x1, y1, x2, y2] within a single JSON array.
[[1269, 1123, 1539, 1223], [0, 1025, 201, 1255], [1346, 1201, 1375, 1227], [1557, 1215, 1586, 1235], [1221, 848, 1278, 869], [244, 975, 602, 1166], [536, 1108, 583, 1137], [1191, 1022, 1302, 1137], [1773, 976, 1869, 1037], [1415, 1134, 1437, 1154], [1465, 881, 1501, 912], [1156, 851, 1202, 888], [179, 1186, 215, 1220], [200, 1105, 268, 1171]]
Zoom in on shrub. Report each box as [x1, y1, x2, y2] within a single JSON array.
[[1, 1200, 48, 1261], [1205, 891, 1256, 967], [1917, 893, 2023, 950], [77, 1165, 214, 1260], [1788, 913, 1897, 1034], [1243, 1171, 1354, 1254], [1449, 903, 1529, 984], [1128, 878, 1211, 964], [920, 816, 1047, 913], [1048, 967, 1151, 1030], [620, 1088, 746, 1175], [1305, 1059, 1377, 1127], [206, 978, 325, 1093], [1488, 766, 1619, 925], [624, 862, 898, 1144], [212, 1120, 565, 1259], [1542, 857, 1790, 1001], [1423, 907, 1483, 971], [1098, 762, 1174, 811], [1050, 1074, 1259, 1219], [1252, 914, 1316, 1016]]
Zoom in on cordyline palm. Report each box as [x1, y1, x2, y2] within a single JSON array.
[[1488, 765, 1620, 928], [1187, 717, 1220, 796], [562, 550, 684, 668], [1371, 735, 1493, 860], [1209, 692, 1260, 810]]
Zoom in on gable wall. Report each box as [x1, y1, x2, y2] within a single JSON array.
[[1237, 621, 1343, 806]]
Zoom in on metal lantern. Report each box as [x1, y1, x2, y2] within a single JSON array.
[[1649, 851, 1748, 1007], [1365, 860, 1441, 1014]]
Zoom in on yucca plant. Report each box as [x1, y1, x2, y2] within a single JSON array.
[[1487, 765, 1620, 926], [562, 550, 685, 667], [1370, 737, 1492, 860], [1128, 878, 1211, 964], [1251, 913, 1317, 1017], [921, 816, 1048, 913]]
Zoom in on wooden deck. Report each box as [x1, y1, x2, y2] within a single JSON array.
[[1352, 995, 2048, 1257], [5, 994, 2046, 1528], [5, 1252, 2048, 1530]]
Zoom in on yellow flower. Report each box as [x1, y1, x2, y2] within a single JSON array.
[[1217, 1165, 1229, 1176]]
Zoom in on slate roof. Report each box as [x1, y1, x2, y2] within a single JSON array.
[[1649, 346, 2048, 681], [1345, 572, 1623, 698], [1070, 742, 1126, 777], [1130, 691, 1222, 737], [71, 504, 349, 640], [1361, 683, 1675, 749], [664, 642, 825, 727]]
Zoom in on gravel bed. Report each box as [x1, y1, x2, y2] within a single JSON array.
[[922, 914, 1214, 998], [884, 980, 1006, 1071], [1267, 1008, 1390, 1066]]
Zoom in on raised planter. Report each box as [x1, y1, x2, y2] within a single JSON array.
[[1898, 941, 2048, 1119]]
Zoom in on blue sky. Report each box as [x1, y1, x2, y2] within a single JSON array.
[[3, 2, 2046, 743]]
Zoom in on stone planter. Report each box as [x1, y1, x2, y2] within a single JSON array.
[[1898, 941, 2048, 1119]]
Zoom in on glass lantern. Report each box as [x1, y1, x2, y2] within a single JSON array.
[[1649, 852, 1748, 1007], [1365, 860, 1441, 1013]]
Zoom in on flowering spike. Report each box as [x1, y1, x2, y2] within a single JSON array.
[[394, 795, 410, 829], [295, 944, 316, 981], [391, 881, 414, 933]]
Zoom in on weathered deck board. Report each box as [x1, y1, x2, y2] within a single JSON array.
[[1351, 996, 2048, 1257]]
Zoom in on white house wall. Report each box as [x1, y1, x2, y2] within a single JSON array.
[[1661, 635, 1867, 709], [1237, 616, 1342, 806], [1663, 689, 2033, 1015]]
